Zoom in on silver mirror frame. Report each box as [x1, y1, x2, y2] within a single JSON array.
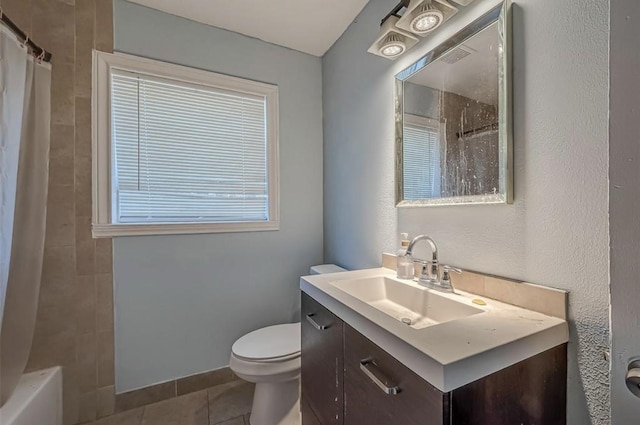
[[395, 0, 513, 207]]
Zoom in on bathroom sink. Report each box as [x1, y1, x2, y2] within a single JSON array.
[[330, 276, 483, 329]]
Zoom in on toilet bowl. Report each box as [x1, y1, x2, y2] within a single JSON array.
[[229, 264, 346, 425], [230, 323, 301, 425]]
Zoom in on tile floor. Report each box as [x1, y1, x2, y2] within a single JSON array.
[[88, 380, 255, 425]]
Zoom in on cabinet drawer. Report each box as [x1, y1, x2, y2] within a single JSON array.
[[301, 293, 344, 425], [343, 324, 448, 425]]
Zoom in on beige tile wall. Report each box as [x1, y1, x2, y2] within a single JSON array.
[[0, 0, 114, 423], [382, 253, 568, 319], [111, 367, 237, 413]]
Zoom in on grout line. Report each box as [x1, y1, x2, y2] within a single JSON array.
[[207, 388, 211, 425], [139, 405, 146, 425], [206, 385, 212, 424]]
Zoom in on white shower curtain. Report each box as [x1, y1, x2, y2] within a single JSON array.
[[0, 24, 52, 406]]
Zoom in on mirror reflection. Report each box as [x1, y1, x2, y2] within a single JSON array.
[[396, 7, 511, 206]]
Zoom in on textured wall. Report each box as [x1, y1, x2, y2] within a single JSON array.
[[610, 0, 640, 422], [112, 0, 324, 392], [0, 0, 115, 423], [322, 0, 610, 423]]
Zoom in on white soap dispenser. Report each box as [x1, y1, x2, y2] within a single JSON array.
[[396, 233, 414, 279]]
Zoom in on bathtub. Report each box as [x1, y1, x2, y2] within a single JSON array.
[[0, 366, 62, 425]]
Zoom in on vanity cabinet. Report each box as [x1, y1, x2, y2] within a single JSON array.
[[301, 291, 568, 425], [301, 293, 344, 425]]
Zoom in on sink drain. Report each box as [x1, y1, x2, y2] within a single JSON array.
[[401, 317, 413, 325]]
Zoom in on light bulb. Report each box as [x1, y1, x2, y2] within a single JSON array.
[[413, 15, 440, 32], [380, 33, 406, 57], [382, 45, 404, 56], [410, 1, 444, 34]]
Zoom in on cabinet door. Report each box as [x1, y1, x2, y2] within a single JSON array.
[[301, 396, 322, 425], [301, 292, 344, 425], [343, 325, 448, 425], [451, 344, 567, 425]]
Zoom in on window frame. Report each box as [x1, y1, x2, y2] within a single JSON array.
[[91, 51, 280, 238]]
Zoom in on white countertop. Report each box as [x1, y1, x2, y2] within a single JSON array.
[[300, 267, 569, 392]]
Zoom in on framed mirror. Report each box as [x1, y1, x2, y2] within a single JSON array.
[[395, 1, 512, 206]]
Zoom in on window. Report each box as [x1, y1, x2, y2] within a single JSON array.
[[402, 115, 441, 200], [92, 52, 279, 237]]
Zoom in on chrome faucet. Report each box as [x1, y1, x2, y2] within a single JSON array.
[[405, 235, 439, 283], [405, 235, 463, 293]]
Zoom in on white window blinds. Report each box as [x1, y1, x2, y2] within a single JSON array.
[[110, 71, 269, 224], [403, 121, 440, 200]]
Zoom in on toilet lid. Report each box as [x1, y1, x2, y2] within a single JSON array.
[[232, 323, 301, 361]]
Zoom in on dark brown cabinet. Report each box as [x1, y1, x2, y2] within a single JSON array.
[[343, 325, 448, 425], [301, 291, 567, 425], [301, 293, 344, 425], [301, 396, 322, 425]]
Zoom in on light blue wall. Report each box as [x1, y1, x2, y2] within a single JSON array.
[[323, 0, 609, 423], [112, 0, 323, 392]]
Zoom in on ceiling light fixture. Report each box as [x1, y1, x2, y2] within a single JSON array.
[[410, 1, 444, 34], [380, 33, 407, 57], [368, 0, 458, 59], [367, 15, 418, 60], [395, 0, 458, 38]]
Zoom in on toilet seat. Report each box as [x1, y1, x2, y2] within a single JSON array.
[[232, 323, 300, 363], [229, 352, 300, 382], [233, 351, 300, 363]]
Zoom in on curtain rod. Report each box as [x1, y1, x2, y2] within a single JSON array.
[[456, 122, 499, 139], [1, 9, 52, 62]]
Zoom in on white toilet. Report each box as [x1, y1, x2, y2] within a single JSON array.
[[229, 264, 346, 425]]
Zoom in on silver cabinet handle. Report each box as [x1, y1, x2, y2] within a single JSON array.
[[359, 359, 400, 395], [305, 313, 329, 331], [626, 361, 640, 399]]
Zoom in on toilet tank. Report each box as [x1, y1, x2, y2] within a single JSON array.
[[309, 264, 346, 275]]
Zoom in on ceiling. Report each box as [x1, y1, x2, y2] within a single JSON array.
[[407, 22, 499, 106], [126, 0, 371, 56]]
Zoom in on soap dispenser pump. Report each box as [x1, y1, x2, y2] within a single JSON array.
[[396, 233, 414, 279]]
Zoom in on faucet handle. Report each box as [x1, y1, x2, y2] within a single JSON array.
[[441, 265, 462, 283], [439, 266, 462, 293], [413, 259, 430, 278], [442, 265, 462, 274]]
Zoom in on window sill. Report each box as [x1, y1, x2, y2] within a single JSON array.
[[92, 221, 280, 238]]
